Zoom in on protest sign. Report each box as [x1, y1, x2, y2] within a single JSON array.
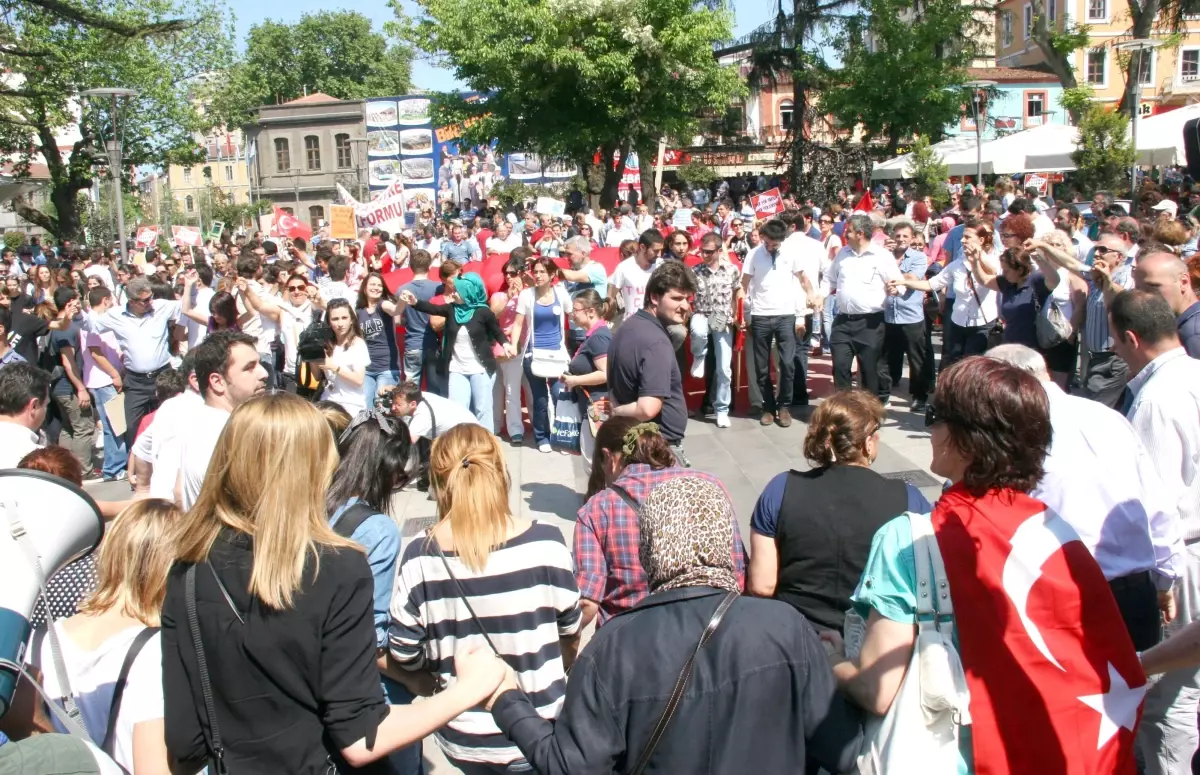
[[330, 206, 357, 239], [208, 221, 225, 241], [134, 226, 159, 248], [672, 209, 694, 230], [751, 187, 783, 218], [353, 190, 407, 235], [171, 225, 202, 248], [536, 197, 566, 218]]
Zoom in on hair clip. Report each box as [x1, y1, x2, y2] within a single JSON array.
[[461, 458, 471, 469]]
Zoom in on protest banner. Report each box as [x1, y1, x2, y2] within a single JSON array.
[[134, 226, 159, 248], [1023, 174, 1049, 197], [330, 206, 357, 239], [171, 225, 202, 248], [672, 209, 694, 230], [536, 197, 566, 218], [751, 187, 783, 218], [353, 190, 407, 235]]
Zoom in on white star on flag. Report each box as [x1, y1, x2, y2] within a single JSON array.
[[1078, 662, 1147, 749]]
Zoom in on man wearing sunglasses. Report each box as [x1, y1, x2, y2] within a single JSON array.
[[82, 275, 182, 449]]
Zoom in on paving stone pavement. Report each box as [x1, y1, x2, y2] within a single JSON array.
[[80, 354, 942, 773]]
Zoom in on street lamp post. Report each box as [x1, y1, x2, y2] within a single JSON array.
[[349, 138, 369, 202], [1115, 39, 1165, 194], [963, 80, 996, 187], [81, 87, 138, 262]]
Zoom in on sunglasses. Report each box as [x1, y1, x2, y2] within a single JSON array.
[[701, 248, 719, 256], [287, 284, 307, 291], [1093, 245, 1123, 257]]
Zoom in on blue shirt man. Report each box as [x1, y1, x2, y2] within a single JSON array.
[[440, 224, 481, 263], [885, 248, 929, 325]]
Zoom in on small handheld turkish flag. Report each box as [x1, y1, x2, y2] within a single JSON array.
[[852, 191, 874, 212], [273, 207, 313, 240]]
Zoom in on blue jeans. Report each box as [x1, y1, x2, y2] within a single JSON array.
[[689, 315, 733, 414], [523, 357, 553, 445], [449, 371, 495, 431], [820, 294, 837, 350], [403, 350, 424, 386], [382, 679, 424, 775], [90, 384, 127, 478], [363, 369, 400, 407]]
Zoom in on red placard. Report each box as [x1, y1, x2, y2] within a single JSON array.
[[750, 187, 783, 218], [171, 225, 201, 247]]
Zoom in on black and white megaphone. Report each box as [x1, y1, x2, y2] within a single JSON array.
[[0, 469, 103, 718]]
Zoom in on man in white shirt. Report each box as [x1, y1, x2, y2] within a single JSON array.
[[82, 288, 127, 481], [131, 360, 201, 500], [176, 331, 269, 509], [485, 220, 524, 255], [183, 263, 217, 351], [989, 344, 1181, 653], [388, 381, 480, 489], [601, 206, 639, 248], [741, 218, 817, 427], [0, 361, 49, 467], [609, 231, 663, 323], [1109, 291, 1200, 775], [825, 213, 903, 394], [1054, 204, 1093, 264]]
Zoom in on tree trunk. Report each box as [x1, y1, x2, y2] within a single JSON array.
[[636, 139, 658, 210], [1029, 0, 1083, 122], [600, 140, 630, 211], [1119, 0, 1160, 116], [582, 152, 606, 212]]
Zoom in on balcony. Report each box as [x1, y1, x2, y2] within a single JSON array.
[[1172, 73, 1200, 95]]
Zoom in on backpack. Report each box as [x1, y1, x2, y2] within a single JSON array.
[[332, 502, 378, 539]]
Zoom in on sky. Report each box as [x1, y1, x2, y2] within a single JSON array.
[[231, 0, 782, 94]]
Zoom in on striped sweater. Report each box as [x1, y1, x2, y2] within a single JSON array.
[[388, 521, 582, 764]]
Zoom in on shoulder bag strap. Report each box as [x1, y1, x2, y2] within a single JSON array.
[[629, 590, 739, 775], [964, 270, 994, 327], [186, 564, 229, 774], [607, 483, 640, 516], [907, 513, 938, 628], [421, 398, 438, 439], [429, 533, 499, 655], [102, 627, 159, 755]]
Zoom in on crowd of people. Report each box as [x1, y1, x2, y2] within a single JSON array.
[[1, 171, 1200, 774]]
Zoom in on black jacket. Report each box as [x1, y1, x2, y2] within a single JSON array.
[[492, 586, 864, 774], [161, 529, 389, 774], [412, 298, 507, 376]]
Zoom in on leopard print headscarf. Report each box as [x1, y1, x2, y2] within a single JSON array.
[[638, 476, 740, 594]]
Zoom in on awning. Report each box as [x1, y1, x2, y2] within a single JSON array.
[[870, 135, 979, 179], [1134, 102, 1200, 166]]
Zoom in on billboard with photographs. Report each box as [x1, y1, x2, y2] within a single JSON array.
[[364, 94, 578, 211]]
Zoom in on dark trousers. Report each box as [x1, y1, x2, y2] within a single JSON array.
[[751, 314, 796, 413], [922, 314, 937, 392], [425, 351, 448, 397], [123, 368, 161, 447], [831, 312, 885, 393], [940, 319, 989, 374], [791, 314, 812, 405], [879, 321, 929, 401], [1108, 570, 1162, 652]]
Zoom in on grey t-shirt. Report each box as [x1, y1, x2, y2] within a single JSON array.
[[606, 309, 687, 443]]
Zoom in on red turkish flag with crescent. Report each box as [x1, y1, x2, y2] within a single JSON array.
[[852, 190, 874, 212], [932, 486, 1145, 775], [273, 207, 313, 240]]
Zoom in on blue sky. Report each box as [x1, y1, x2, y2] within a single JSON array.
[[231, 0, 780, 93]]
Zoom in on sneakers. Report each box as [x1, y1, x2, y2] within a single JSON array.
[[760, 411, 774, 426], [716, 412, 731, 428], [690, 359, 705, 379], [510, 433, 524, 447], [102, 470, 127, 483], [911, 398, 928, 414], [778, 408, 793, 428], [538, 443, 551, 454]]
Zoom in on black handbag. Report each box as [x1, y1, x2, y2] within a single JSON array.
[[966, 272, 1003, 350], [185, 564, 231, 775]]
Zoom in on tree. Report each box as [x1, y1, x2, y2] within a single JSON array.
[[207, 11, 413, 128], [676, 160, 720, 192], [1067, 88, 1135, 195], [820, 0, 986, 155], [395, 0, 743, 209], [0, 0, 233, 241], [905, 136, 951, 209]]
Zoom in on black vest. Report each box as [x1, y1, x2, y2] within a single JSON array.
[[774, 465, 909, 633]]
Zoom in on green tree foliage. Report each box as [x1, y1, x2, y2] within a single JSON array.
[[0, 0, 234, 241], [905, 136, 951, 209], [395, 0, 743, 208], [820, 0, 986, 154], [3, 232, 25, 251], [1067, 89, 1135, 195], [208, 11, 413, 128], [677, 160, 720, 191]]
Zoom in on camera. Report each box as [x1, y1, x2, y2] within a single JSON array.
[[296, 319, 335, 362]]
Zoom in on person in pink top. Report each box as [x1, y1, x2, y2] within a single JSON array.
[[490, 249, 532, 445], [926, 216, 957, 266]]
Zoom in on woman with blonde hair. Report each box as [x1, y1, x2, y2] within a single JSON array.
[[390, 422, 582, 773], [25, 499, 180, 774], [161, 394, 504, 774]]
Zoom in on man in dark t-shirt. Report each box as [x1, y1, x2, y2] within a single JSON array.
[[398, 249, 440, 388], [606, 261, 697, 464], [47, 287, 94, 473]]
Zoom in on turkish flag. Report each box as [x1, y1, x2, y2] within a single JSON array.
[[273, 207, 313, 240], [852, 191, 874, 212], [932, 486, 1145, 775]]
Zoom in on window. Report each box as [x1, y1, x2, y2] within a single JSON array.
[[274, 138, 290, 173], [1182, 48, 1200, 81], [185, 195, 194, 212], [1086, 48, 1107, 86], [224, 165, 233, 182], [309, 205, 325, 230], [779, 99, 794, 130], [183, 168, 192, 184], [1135, 50, 1154, 87], [280, 207, 294, 216], [305, 135, 321, 171], [1025, 90, 1047, 127], [1002, 11, 1014, 48], [335, 134, 352, 169], [1023, 4, 1032, 39], [1048, 0, 1056, 22], [1087, 0, 1107, 20]]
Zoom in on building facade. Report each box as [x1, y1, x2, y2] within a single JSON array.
[[166, 129, 252, 228], [994, 0, 1200, 112], [243, 93, 368, 231], [944, 65, 1068, 140]]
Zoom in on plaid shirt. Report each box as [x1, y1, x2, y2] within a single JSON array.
[[573, 464, 748, 627], [692, 260, 741, 332]]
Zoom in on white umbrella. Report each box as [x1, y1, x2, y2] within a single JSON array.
[[983, 124, 1080, 174], [870, 135, 979, 179], [1134, 102, 1200, 166]]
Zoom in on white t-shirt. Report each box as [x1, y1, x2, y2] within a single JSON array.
[[781, 233, 826, 311], [138, 390, 203, 502], [609, 258, 656, 322], [185, 286, 216, 350], [404, 391, 482, 439], [34, 623, 163, 774], [485, 234, 523, 254], [81, 329, 122, 390], [928, 256, 1000, 328], [241, 280, 278, 357], [83, 265, 114, 291], [449, 326, 485, 375], [322, 338, 370, 414], [0, 420, 43, 467], [277, 301, 315, 375], [179, 403, 232, 510], [744, 243, 803, 317]]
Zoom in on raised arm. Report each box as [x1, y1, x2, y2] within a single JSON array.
[[236, 277, 283, 322], [180, 276, 209, 325]]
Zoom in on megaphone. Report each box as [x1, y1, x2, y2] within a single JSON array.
[[0, 469, 103, 718]]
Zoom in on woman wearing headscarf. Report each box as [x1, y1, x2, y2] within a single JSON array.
[[400, 273, 515, 431], [480, 474, 865, 774]]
